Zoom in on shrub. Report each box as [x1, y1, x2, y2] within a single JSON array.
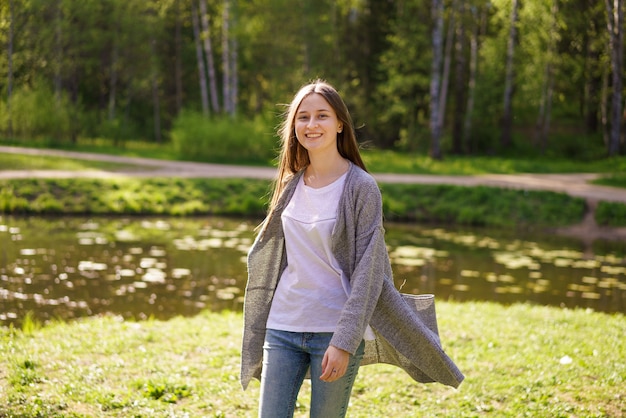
[[171, 111, 278, 164], [2, 81, 81, 145], [595, 201, 626, 227], [379, 183, 585, 227]]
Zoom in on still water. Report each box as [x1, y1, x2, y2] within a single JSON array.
[[1, 215, 625, 327]]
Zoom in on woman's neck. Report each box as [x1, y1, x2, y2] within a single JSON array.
[[304, 155, 350, 188]]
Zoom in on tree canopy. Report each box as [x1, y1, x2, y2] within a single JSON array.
[[0, 0, 623, 158]]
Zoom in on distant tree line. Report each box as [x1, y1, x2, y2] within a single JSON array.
[[0, 0, 624, 159]]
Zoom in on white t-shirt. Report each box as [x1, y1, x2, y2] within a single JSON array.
[[266, 173, 349, 333]]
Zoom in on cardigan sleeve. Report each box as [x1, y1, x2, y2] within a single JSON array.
[[329, 175, 387, 354]]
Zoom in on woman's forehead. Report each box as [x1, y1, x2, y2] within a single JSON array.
[[297, 93, 333, 112]]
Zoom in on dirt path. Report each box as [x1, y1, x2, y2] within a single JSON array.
[[2, 145, 626, 241]]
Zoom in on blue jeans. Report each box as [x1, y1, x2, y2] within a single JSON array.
[[259, 329, 365, 418]]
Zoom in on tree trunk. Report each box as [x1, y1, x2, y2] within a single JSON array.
[[500, 0, 519, 149], [230, 13, 238, 117], [222, 0, 232, 115], [191, 0, 210, 117], [437, 0, 456, 134], [584, 30, 601, 134], [151, 39, 162, 143], [429, 0, 444, 160], [605, 0, 624, 155], [601, 57, 610, 147], [199, 0, 220, 113], [462, 4, 483, 153], [534, 0, 558, 153], [54, 0, 63, 101], [108, 32, 119, 121], [7, 0, 14, 138], [542, 70, 554, 151], [174, 0, 183, 113], [452, 0, 466, 155]]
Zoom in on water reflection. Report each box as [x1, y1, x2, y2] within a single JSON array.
[[1, 216, 252, 327], [1, 216, 625, 327], [385, 224, 626, 314]]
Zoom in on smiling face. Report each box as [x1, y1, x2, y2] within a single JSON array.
[[294, 93, 343, 157]]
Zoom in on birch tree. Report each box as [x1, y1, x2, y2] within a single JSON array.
[[6, 0, 15, 137], [53, 0, 63, 100], [452, 0, 466, 154], [534, 0, 558, 152], [222, 0, 232, 114], [462, 4, 486, 152], [173, 0, 183, 113], [199, 0, 220, 113], [222, 0, 237, 116], [191, 0, 210, 117], [501, 0, 520, 149], [430, 0, 444, 159], [108, 6, 120, 121], [605, 0, 623, 155], [437, 0, 457, 136]]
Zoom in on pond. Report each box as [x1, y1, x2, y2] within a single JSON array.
[[1, 215, 625, 328]]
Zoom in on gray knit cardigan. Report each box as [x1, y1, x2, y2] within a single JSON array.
[[240, 163, 464, 390]]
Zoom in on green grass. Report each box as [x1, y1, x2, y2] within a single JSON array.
[[0, 177, 593, 227], [0, 178, 271, 217], [593, 173, 626, 189], [360, 149, 626, 175], [0, 153, 144, 172], [363, 150, 626, 175], [379, 183, 586, 227], [1, 138, 180, 162], [3, 140, 626, 174], [596, 201, 626, 227], [0, 304, 624, 417]]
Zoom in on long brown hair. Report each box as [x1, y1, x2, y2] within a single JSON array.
[[267, 80, 367, 215]]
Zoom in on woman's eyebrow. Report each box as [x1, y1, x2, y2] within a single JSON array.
[[298, 108, 330, 113]]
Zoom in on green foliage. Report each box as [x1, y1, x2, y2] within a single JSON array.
[[541, 131, 608, 160], [0, 176, 597, 227], [380, 183, 586, 227], [0, 178, 271, 218], [10, 358, 41, 388], [91, 116, 143, 144], [0, 0, 621, 159], [138, 380, 191, 403], [375, 0, 431, 149], [171, 111, 278, 164], [593, 173, 626, 189], [21, 311, 41, 335], [3, 82, 80, 145], [595, 201, 626, 227]]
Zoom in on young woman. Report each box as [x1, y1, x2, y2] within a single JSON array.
[[241, 80, 463, 418]]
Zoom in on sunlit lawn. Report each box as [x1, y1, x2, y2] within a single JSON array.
[[2, 140, 626, 175], [0, 153, 144, 172], [1, 303, 624, 417], [360, 149, 626, 175]]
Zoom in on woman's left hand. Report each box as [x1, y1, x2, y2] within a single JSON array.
[[320, 345, 350, 382]]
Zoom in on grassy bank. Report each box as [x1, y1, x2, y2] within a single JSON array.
[[0, 177, 594, 228], [3, 147, 626, 226], [1, 303, 624, 417]]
